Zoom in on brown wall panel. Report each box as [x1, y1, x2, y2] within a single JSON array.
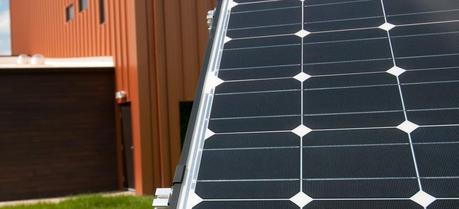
[[10, 0, 216, 195], [0, 68, 117, 201]]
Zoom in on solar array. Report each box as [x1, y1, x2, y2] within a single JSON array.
[[172, 0, 459, 208]]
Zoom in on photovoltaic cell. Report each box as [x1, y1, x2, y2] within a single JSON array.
[[171, 0, 459, 208]]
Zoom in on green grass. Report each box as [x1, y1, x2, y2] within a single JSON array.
[[0, 195, 153, 209]]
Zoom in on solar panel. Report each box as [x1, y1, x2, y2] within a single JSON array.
[[168, 0, 459, 208]]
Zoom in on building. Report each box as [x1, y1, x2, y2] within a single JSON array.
[[4, 0, 216, 200]]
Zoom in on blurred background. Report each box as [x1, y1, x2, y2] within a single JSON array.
[[0, 0, 11, 55]]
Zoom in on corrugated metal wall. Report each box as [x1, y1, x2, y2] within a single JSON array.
[[10, 0, 216, 194], [10, 0, 131, 96]]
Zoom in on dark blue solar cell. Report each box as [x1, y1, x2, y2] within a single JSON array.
[[170, 0, 459, 208]]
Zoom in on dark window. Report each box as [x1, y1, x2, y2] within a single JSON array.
[[65, 4, 74, 22], [79, 0, 88, 12], [180, 101, 194, 149], [99, 0, 106, 24]]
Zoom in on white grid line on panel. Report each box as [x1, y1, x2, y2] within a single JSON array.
[[403, 79, 459, 86], [398, 19, 459, 27], [236, 0, 285, 6], [225, 30, 459, 52], [388, 8, 459, 18], [228, 22, 300, 31], [220, 69, 459, 86], [304, 57, 391, 66], [224, 37, 388, 52], [306, 83, 396, 91], [224, 76, 294, 83], [222, 68, 377, 77], [216, 72, 459, 96], [305, 0, 374, 8], [219, 63, 300, 71], [299, 0, 306, 193], [312, 71, 385, 77], [210, 114, 300, 120], [305, 15, 382, 25], [220, 57, 387, 71], [219, 66, 459, 86], [202, 143, 410, 151], [220, 52, 459, 71], [416, 141, 459, 146], [313, 198, 412, 201], [314, 126, 396, 132], [303, 142, 410, 148], [196, 197, 459, 202], [233, 0, 373, 15], [201, 141, 459, 152], [406, 65, 459, 72], [311, 26, 379, 34], [421, 123, 459, 128], [197, 178, 299, 183], [305, 177, 417, 181], [233, 4, 459, 18], [204, 146, 300, 151], [398, 52, 459, 60], [394, 30, 459, 39], [232, 6, 300, 15], [229, 17, 459, 37], [380, 0, 424, 195], [212, 124, 459, 136], [215, 130, 292, 135], [224, 43, 302, 52], [210, 109, 405, 120], [231, 33, 294, 41], [229, 10, 459, 33], [215, 88, 300, 96], [204, 198, 289, 202], [200, 141, 459, 152], [304, 109, 404, 116], [215, 83, 395, 96], [197, 176, 459, 183]]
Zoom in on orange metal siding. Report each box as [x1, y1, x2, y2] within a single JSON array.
[[151, 0, 217, 186], [10, 0, 129, 95], [10, 0, 216, 195]]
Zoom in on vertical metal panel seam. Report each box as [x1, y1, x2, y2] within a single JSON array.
[[121, 0, 130, 98], [151, 0, 168, 187], [148, 0, 164, 188], [113, 0, 123, 93]]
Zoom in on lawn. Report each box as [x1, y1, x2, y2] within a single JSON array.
[[0, 195, 153, 209]]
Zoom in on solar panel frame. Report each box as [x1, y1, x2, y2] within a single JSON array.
[[168, 0, 459, 208], [167, 1, 227, 208]]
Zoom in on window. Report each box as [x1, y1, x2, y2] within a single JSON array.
[[179, 101, 194, 149], [65, 4, 74, 22], [99, 0, 106, 24], [79, 0, 88, 12]]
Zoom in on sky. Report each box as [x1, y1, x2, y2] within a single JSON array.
[[0, 0, 10, 55]]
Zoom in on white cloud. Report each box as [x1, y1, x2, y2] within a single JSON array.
[[0, 9, 10, 35]]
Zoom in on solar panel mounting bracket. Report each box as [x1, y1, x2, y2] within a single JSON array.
[[172, 164, 186, 184]]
